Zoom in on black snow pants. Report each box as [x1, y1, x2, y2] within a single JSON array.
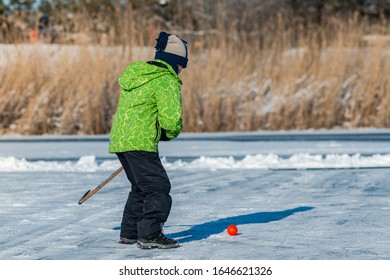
[[116, 151, 172, 239]]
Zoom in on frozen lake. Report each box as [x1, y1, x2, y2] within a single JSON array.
[[0, 130, 389, 260]]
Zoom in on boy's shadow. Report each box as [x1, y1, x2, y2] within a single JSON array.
[[166, 206, 314, 243]]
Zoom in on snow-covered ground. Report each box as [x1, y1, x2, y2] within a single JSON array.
[[0, 130, 390, 261]]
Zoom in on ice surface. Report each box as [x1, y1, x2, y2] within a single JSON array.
[[0, 131, 389, 260]]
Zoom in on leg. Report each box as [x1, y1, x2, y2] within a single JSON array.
[[121, 151, 172, 238], [116, 153, 144, 240]]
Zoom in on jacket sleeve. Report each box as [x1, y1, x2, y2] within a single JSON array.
[[155, 76, 183, 140]]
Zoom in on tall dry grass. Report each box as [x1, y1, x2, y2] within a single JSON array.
[[181, 15, 390, 132], [0, 15, 390, 135], [0, 45, 136, 134]]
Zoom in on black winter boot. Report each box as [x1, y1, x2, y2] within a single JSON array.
[[119, 237, 137, 245], [137, 232, 179, 249]]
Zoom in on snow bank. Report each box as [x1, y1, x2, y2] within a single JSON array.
[[162, 153, 390, 170], [0, 155, 117, 172], [1, 153, 390, 172]]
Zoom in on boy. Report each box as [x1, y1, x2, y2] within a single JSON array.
[[108, 32, 188, 249]]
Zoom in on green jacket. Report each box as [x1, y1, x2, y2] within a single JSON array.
[[108, 59, 183, 153]]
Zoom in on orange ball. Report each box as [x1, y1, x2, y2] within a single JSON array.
[[227, 224, 238, 236]]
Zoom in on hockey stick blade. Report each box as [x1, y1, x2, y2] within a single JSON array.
[[78, 167, 123, 205], [78, 190, 91, 205]]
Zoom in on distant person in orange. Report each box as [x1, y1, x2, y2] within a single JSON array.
[[29, 27, 38, 43]]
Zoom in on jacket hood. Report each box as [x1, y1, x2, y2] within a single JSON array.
[[118, 60, 181, 91]]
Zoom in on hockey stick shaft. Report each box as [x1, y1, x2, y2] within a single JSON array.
[[78, 166, 124, 205]]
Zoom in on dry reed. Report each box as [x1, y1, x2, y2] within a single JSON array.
[[0, 14, 389, 135]]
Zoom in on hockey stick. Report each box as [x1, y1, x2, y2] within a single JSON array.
[[78, 166, 124, 205]]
